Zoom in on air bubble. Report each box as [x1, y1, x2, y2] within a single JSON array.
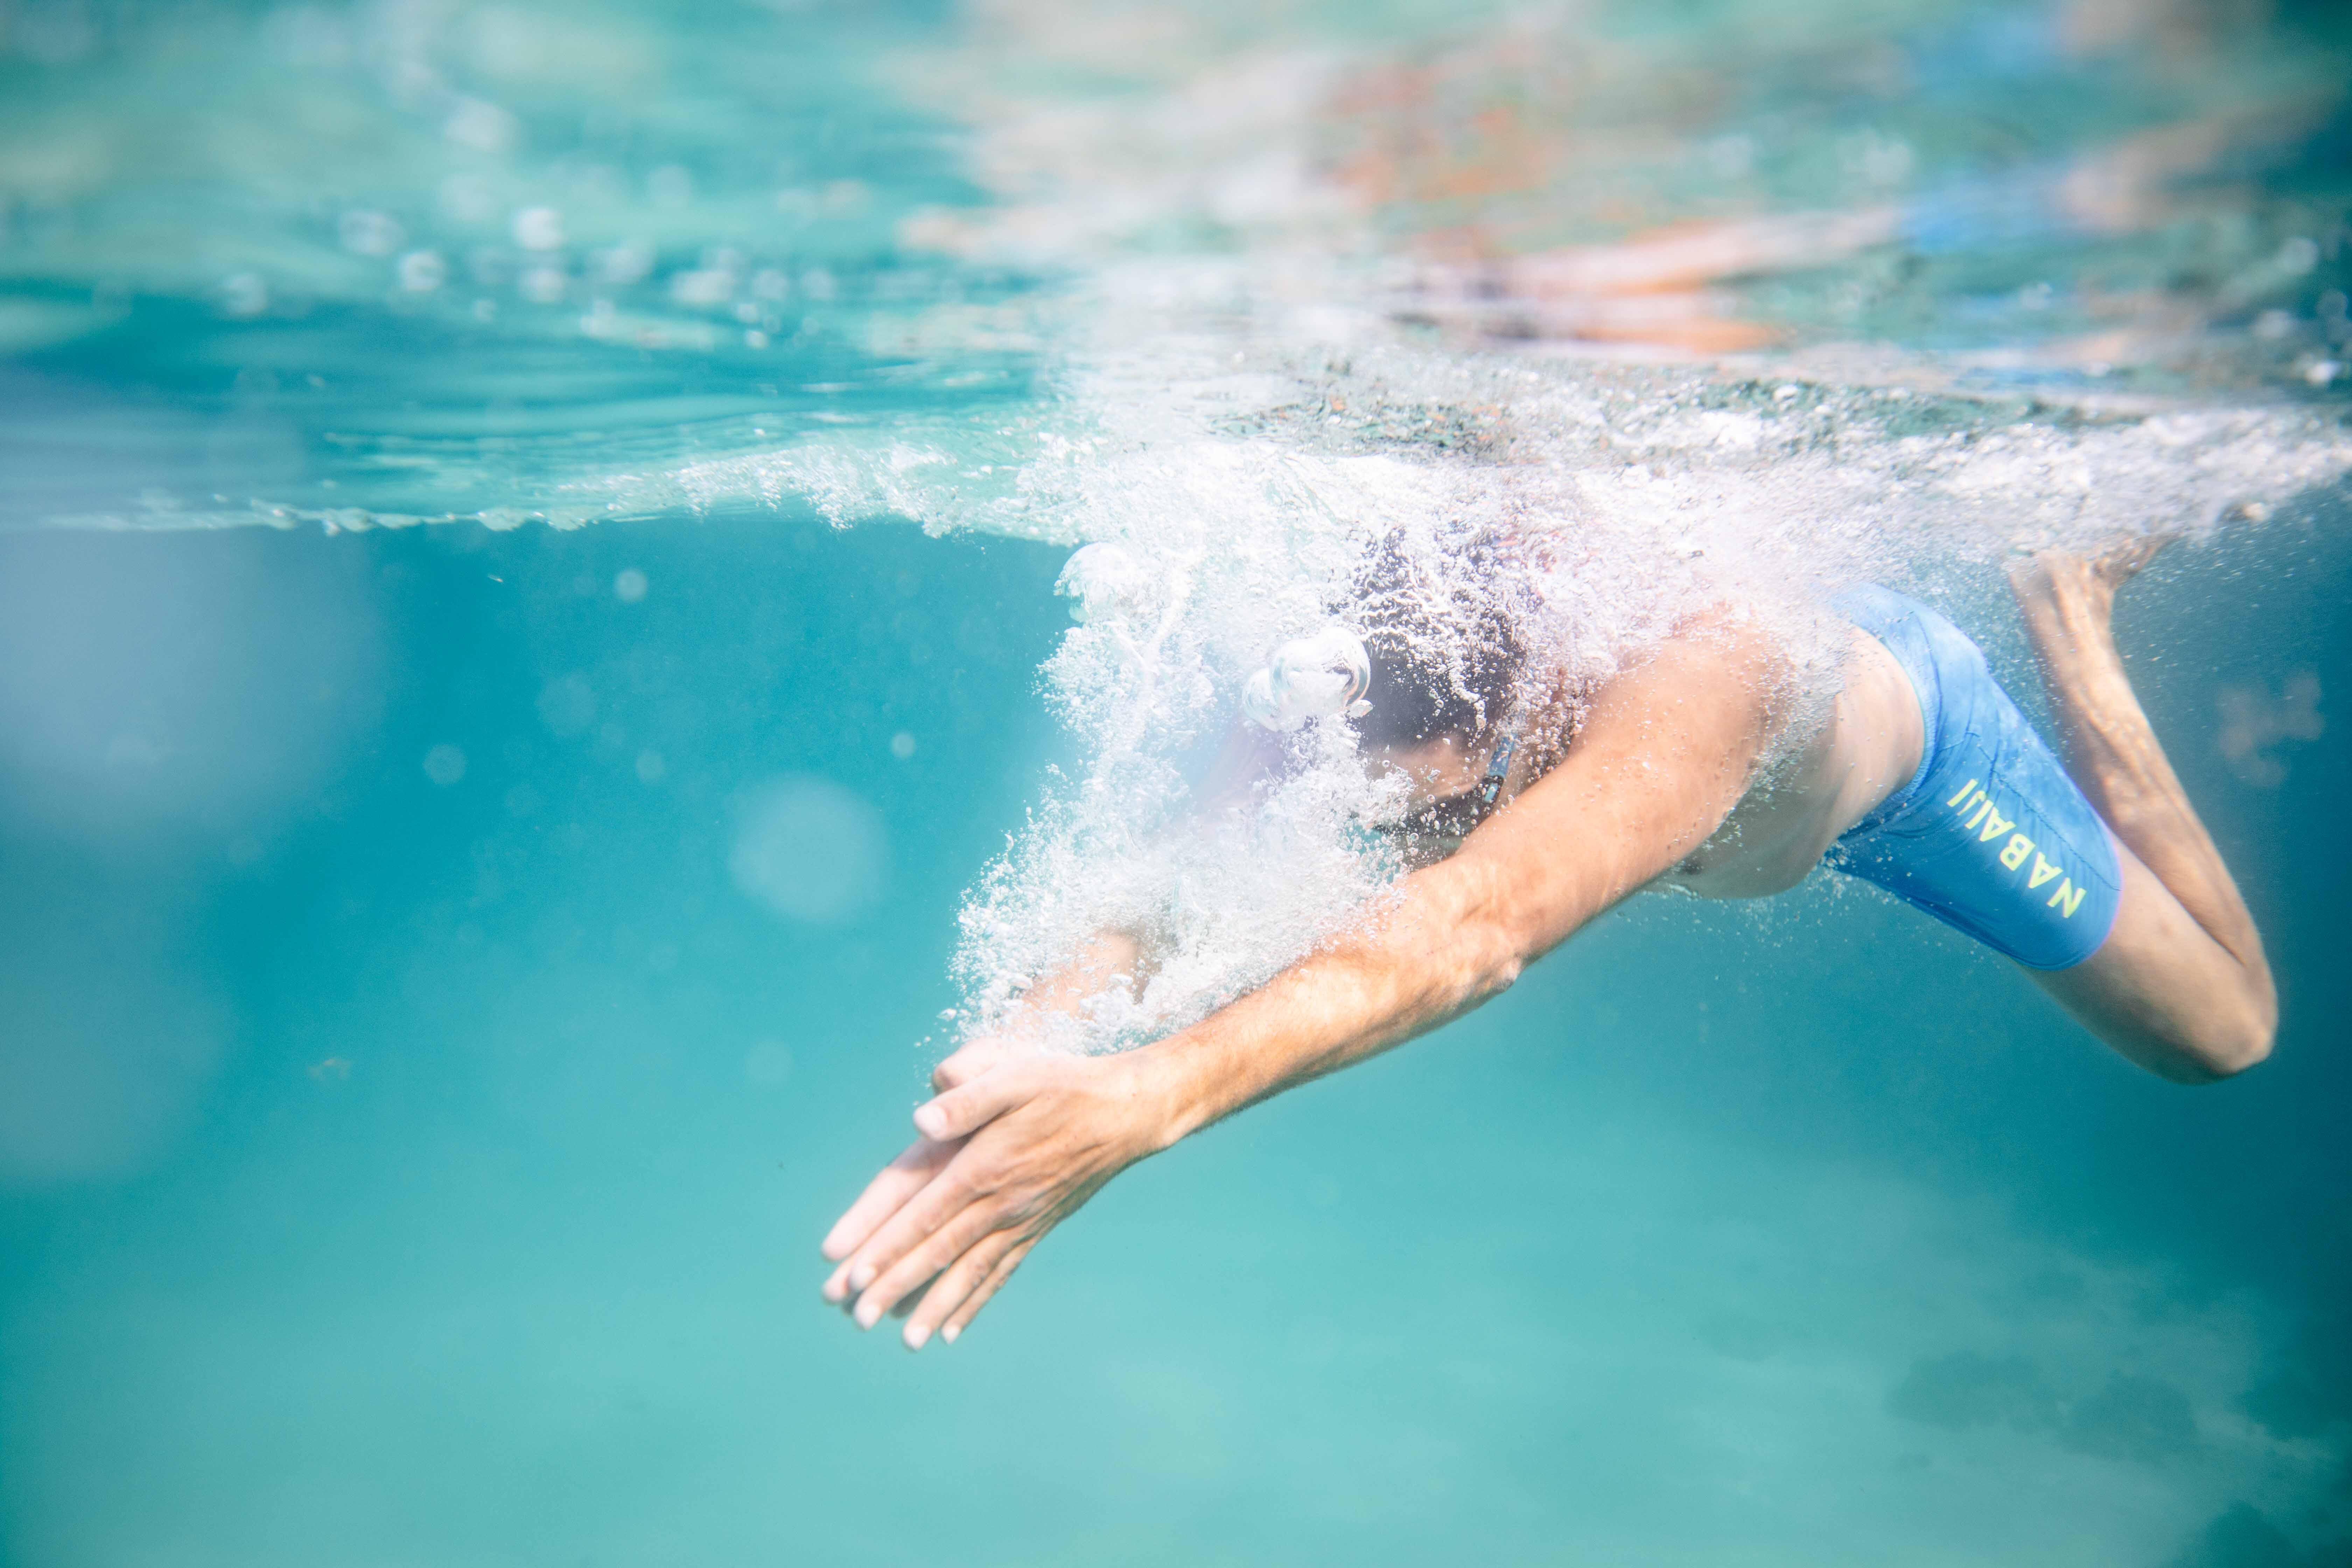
[[597, 241, 655, 285], [538, 675, 596, 738], [339, 210, 405, 257], [670, 268, 735, 308], [422, 744, 467, 786], [397, 250, 447, 292], [511, 206, 565, 252], [217, 273, 268, 318], [445, 98, 519, 155], [729, 776, 888, 923]]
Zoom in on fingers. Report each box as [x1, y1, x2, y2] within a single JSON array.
[[930, 1035, 1018, 1093], [938, 1237, 1040, 1345], [823, 1051, 1140, 1350], [846, 1195, 1013, 1330], [821, 1135, 957, 1265], [824, 1062, 1050, 1312], [820, 1134, 958, 1283], [826, 1134, 1006, 1309], [912, 1067, 1036, 1142], [824, 1047, 1038, 1280], [898, 1229, 1023, 1349]]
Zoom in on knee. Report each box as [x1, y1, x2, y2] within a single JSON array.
[[2165, 1006, 2275, 1085]]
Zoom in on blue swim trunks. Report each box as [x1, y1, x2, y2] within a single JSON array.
[[1826, 586, 2123, 971]]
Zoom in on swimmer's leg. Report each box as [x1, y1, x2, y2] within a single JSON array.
[[2008, 540, 2276, 1081]]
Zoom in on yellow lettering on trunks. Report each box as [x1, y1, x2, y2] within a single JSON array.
[[1946, 778, 1981, 809], [2029, 853, 2062, 890], [1977, 807, 2015, 844], [2001, 834, 2033, 871], [2047, 878, 2086, 918], [1965, 795, 1993, 832]]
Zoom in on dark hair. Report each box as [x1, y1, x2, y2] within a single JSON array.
[[1350, 529, 1527, 749]]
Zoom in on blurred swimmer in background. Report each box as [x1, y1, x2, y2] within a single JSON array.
[[821, 536, 2275, 1350]]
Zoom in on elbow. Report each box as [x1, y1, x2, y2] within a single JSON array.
[[2156, 1005, 2275, 1086], [1436, 860, 1537, 1007], [1470, 887, 1536, 1001], [1480, 948, 1527, 1000], [1455, 913, 1530, 1009]]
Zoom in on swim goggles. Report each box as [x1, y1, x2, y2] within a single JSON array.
[[1243, 625, 1374, 732], [1391, 729, 1520, 839]]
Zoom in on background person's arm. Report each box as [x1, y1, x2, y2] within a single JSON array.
[[819, 616, 1789, 1348]]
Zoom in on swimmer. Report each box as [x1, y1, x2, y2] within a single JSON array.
[[820, 536, 2275, 1349]]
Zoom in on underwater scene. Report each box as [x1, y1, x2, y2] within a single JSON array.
[[2, 0, 2350, 1562]]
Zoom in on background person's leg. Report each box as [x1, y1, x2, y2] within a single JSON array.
[[2009, 542, 2278, 1080]]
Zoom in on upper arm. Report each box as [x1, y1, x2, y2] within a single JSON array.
[[1439, 615, 1790, 963]]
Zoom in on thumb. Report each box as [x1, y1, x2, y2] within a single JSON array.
[[913, 1066, 1037, 1142], [931, 1035, 1020, 1093]]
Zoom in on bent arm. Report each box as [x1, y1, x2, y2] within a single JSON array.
[[1124, 621, 1786, 1145], [821, 621, 1788, 1347]]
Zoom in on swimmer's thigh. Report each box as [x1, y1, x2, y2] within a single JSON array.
[[2023, 843, 2267, 1083]]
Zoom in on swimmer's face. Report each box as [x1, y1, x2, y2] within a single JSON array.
[[1362, 733, 1482, 807], [1362, 731, 1511, 842]]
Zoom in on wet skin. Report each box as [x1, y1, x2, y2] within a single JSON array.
[[820, 546, 2276, 1349]]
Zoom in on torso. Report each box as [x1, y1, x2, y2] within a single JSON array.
[[1336, 619, 1925, 890], [1659, 626, 1923, 899]]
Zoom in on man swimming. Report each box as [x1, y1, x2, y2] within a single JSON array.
[[819, 536, 2276, 1350]]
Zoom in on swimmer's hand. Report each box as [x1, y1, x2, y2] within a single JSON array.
[[818, 1039, 1177, 1350]]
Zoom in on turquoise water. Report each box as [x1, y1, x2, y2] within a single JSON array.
[[4, 3, 2351, 1564]]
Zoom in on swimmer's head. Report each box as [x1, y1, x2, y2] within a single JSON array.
[[1240, 528, 1530, 749], [1350, 528, 1528, 750]]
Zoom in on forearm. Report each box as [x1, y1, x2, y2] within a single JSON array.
[[1132, 858, 1544, 1145]]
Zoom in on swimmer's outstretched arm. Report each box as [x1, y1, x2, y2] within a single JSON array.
[[820, 617, 1787, 1348], [2007, 544, 2276, 1081]]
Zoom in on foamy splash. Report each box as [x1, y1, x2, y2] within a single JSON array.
[[911, 327, 2350, 1050]]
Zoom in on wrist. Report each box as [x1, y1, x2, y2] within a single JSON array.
[[1115, 1029, 1227, 1153]]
